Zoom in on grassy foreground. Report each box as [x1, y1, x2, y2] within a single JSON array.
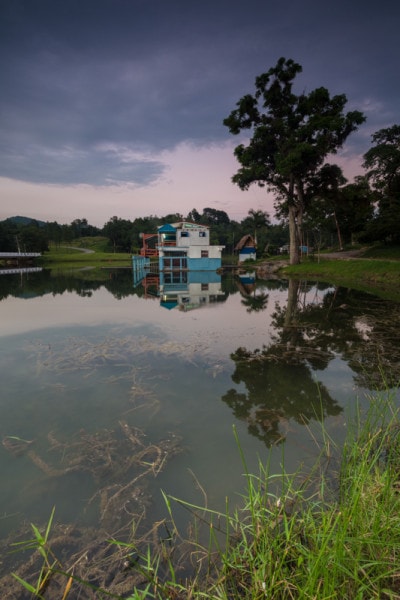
[[156, 401, 400, 600], [11, 398, 400, 599]]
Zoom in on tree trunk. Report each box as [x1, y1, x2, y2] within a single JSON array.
[[288, 205, 300, 265], [284, 278, 300, 328], [333, 211, 343, 250], [283, 279, 301, 350], [295, 179, 305, 260], [288, 176, 300, 265]]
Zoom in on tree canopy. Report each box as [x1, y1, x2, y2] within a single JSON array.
[[363, 125, 400, 192], [363, 125, 400, 243], [223, 57, 366, 263]]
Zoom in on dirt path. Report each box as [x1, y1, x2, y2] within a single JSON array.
[[316, 248, 366, 259], [60, 245, 95, 254]]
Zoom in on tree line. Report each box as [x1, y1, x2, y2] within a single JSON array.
[[0, 210, 287, 256]]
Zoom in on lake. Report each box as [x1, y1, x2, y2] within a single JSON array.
[[0, 266, 399, 595]]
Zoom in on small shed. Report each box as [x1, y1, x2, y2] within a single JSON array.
[[235, 234, 257, 263]]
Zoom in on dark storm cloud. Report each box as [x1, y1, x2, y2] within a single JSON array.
[[0, 0, 399, 186]]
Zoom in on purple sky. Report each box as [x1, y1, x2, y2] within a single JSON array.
[[1, 0, 398, 226]]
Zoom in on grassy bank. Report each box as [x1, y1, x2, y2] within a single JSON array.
[[39, 241, 132, 271], [9, 398, 400, 599], [280, 257, 400, 301]]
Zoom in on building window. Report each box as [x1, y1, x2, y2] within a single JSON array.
[[164, 250, 186, 257], [201, 283, 209, 291], [199, 231, 207, 237], [180, 231, 189, 237], [201, 250, 209, 258], [163, 257, 187, 270], [164, 272, 187, 284]]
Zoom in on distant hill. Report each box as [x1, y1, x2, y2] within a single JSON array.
[[3, 216, 46, 227]]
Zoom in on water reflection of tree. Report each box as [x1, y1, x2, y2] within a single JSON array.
[[222, 278, 400, 447], [223, 279, 342, 446], [222, 357, 341, 447], [272, 280, 400, 388], [241, 292, 270, 313], [235, 274, 270, 313], [0, 269, 137, 301], [271, 279, 337, 371]]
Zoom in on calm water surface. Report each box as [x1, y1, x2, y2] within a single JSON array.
[[0, 267, 399, 573]]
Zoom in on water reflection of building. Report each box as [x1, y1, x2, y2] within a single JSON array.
[[236, 272, 256, 296], [133, 268, 226, 311], [160, 270, 225, 311]]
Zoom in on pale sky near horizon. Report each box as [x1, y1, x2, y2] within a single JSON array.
[[1, 0, 398, 227]]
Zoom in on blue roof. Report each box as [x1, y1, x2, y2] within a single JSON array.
[[158, 224, 176, 233]]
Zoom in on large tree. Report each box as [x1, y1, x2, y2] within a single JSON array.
[[306, 164, 347, 250], [363, 124, 400, 243], [223, 57, 366, 264]]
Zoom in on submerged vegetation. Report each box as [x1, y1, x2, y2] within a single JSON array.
[[1, 422, 182, 598], [3, 396, 400, 599]]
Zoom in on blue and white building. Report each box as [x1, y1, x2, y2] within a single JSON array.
[[156, 222, 224, 271]]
